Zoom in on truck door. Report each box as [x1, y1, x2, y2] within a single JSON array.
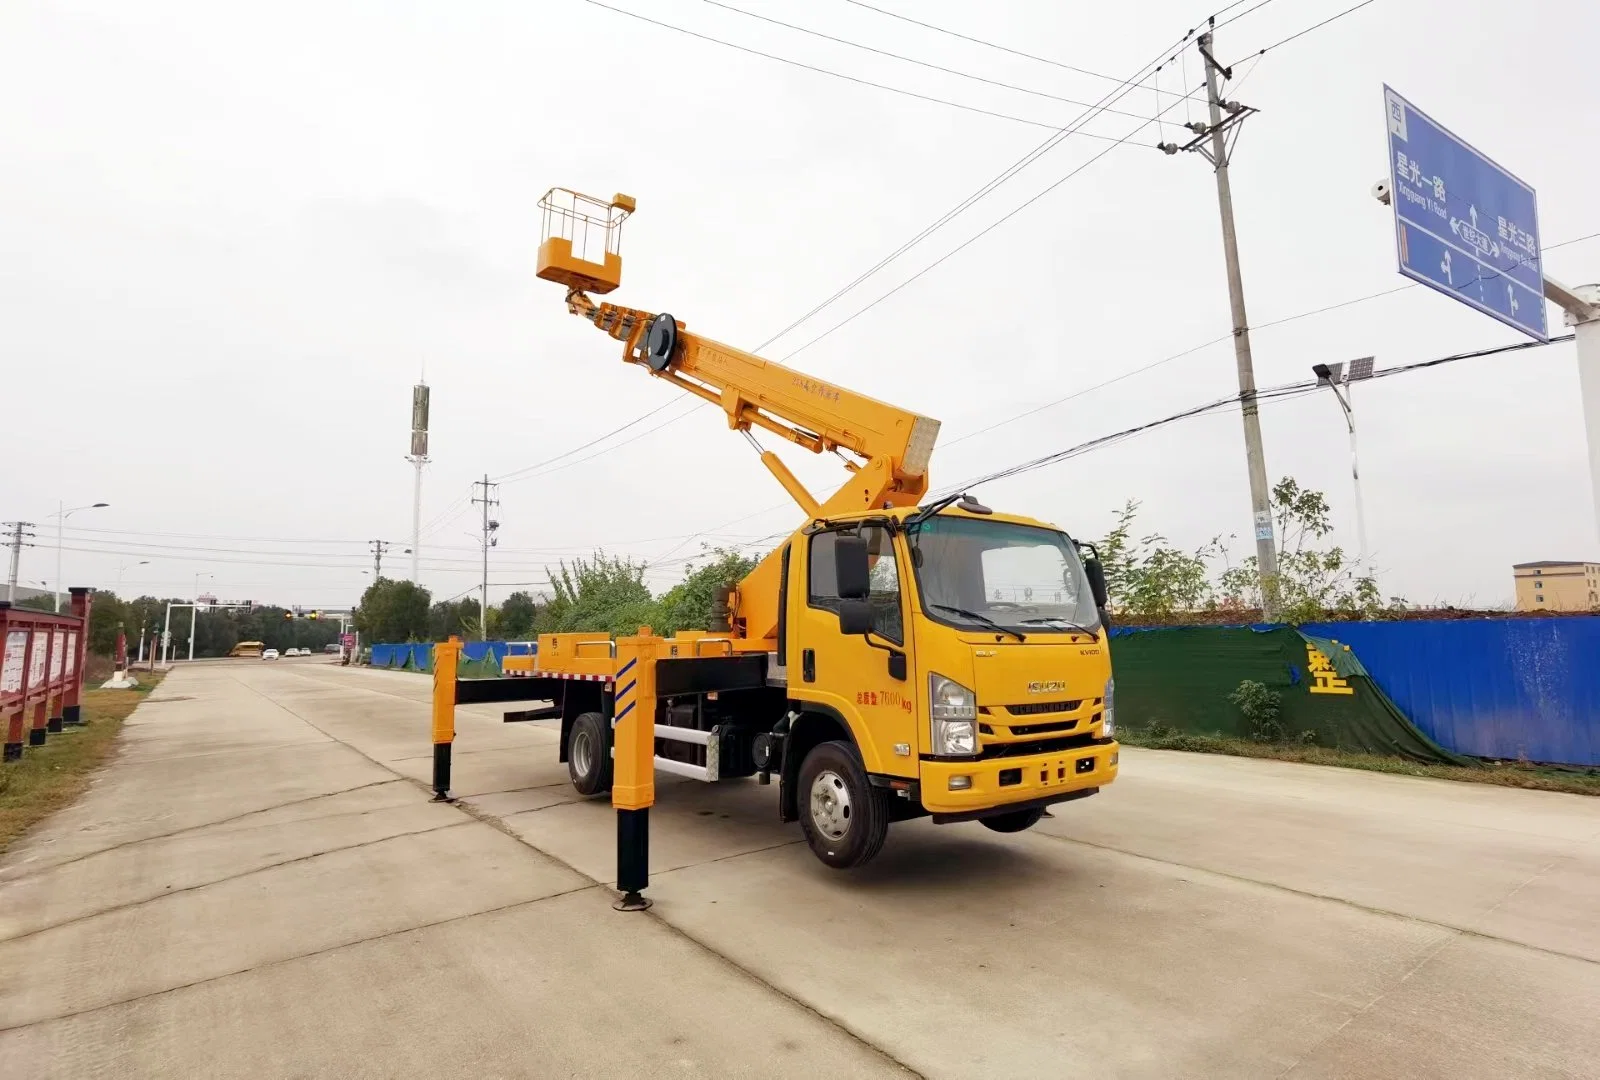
[[789, 524, 917, 779]]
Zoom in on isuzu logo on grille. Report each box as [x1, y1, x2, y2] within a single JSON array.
[[1027, 681, 1067, 694]]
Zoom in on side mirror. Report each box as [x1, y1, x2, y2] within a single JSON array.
[[834, 535, 871, 600], [1083, 557, 1109, 610], [838, 598, 873, 636]]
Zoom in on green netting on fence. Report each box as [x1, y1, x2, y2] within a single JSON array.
[[457, 654, 502, 679], [1110, 626, 1473, 765]]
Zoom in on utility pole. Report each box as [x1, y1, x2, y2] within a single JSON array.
[[369, 539, 390, 578], [4, 522, 35, 604], [1161, 21, 1280, 617], [471, 474, 500, 640]]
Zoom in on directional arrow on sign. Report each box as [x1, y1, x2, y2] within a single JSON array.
[[1507, 286, 1518, 316], [1469, 204, 1479, 229], [1450, 217, 1461, 236], [1441, 248, 1453, 285]]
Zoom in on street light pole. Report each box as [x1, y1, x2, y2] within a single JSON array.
[[1312, 359, 1375, 564], [190, 572, 213, 662], [54, 501, 109, 611]]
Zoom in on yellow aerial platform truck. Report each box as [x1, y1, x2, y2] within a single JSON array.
[[431, 190, 1118, 908]]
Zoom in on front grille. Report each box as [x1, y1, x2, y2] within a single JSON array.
[[1008, 718, 1079, 736], [980, 732, 1098, 759], [1004, 699, 1083, 717]]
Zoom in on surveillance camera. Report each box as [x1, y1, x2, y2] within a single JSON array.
[[1371, 178, 1391, 206]]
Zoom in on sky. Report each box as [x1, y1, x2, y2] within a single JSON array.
[[2, 0, 1596, 612]]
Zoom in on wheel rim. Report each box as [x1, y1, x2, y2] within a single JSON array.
[[809, 769, 852, 841], [572, 728, 593, 777]]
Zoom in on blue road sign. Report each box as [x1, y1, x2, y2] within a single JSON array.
[[1384, 86, 1547, 341]]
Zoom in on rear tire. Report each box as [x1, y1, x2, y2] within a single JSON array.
[[567, 711, 613, 796], [979, 807, 1045, 834], [797, 740, 889, 869]]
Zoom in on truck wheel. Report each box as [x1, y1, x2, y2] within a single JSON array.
[[979, 807, 1044, 834], [567, 711, 613, 796], [797, 740, 889, 869]]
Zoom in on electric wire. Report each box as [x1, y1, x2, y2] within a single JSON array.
[[839, 0, 1140, 86], [694, 0, 1167, 121], [577, 0, 1147, 136], [489, 398, 682, 483], [943, 333, 1575, 496], [776, 86, 1198, 361]]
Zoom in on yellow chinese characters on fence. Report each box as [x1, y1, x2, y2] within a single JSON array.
[[1306, 642, 1355, 696]]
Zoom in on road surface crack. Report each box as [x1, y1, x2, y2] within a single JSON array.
[[0, 821, 469, 945]]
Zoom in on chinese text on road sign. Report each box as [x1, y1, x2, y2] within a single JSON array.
[[1384, 86, 1547, 341]]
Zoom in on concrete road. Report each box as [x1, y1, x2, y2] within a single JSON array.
[[2, 663, 1597, 1078]]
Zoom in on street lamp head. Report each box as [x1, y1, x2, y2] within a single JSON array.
[[91, 502, 109, 508], [1311, 363, 1333, 381]]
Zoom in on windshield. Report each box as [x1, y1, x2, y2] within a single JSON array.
[[910, 515, 1100, 635]]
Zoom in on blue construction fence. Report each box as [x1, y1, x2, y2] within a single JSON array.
[[367, 640, 535, 674], [1298, 617, 1599, 767], [364, 620, 1600, 766]]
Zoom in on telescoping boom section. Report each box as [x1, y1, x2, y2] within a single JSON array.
[[427, 189, 1120, 909]]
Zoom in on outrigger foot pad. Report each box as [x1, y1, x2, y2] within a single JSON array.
[[613, 891, 652, 912]]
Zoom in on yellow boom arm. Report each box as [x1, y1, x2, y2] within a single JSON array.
[[564, 288, 940, 644]]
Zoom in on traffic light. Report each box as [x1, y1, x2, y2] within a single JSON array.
[[308, 611, 320, 620], [283, 611, 293, 620]]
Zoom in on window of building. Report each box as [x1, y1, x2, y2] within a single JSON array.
[[1535, 594, 1544, 603]]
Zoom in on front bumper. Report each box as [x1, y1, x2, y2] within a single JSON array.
[[919, 740, 1119, 816]]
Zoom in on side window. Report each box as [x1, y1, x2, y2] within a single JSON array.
[[807, 527, 904, 644], [808, 532, 841, 612]]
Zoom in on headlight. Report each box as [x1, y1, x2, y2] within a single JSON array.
[[928, 673, 978, 756], [1103, 676, 1116, 737]]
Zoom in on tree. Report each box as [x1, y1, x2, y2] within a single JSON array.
[[499, 591, 539, 638], [656, 547, 758, 634], [536, 553, 662, 636], [355, 577, 432, 642], [1097, 501, 1218, 619], [1217, 477, 1386, 622], [428, 598, 480, 641]]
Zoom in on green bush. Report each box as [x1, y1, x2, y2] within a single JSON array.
[[1229, 679, 1283, 742]]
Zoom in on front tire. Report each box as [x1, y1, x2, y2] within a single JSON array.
[[567, 711, 613, 796], [979, 807, 1045, 834], [797, 740, 889, 869]]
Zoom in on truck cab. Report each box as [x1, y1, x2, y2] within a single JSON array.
[[776, 500, 1117, 866]]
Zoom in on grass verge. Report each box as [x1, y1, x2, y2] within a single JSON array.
[[0, 670, 166, 852], [1118, 727, 1600, 796]]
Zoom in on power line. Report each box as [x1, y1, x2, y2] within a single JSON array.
[[838, 0, 1153, 87], [1245, 0, 1378, 53], [776, 87, 1196, 361], [945, 333, 1576, 495], [1211, 0, 1284, 33], [754, 35, 1201, 352], [490, 398, 682, 483], [762, 0, 1396, 355], [499, 401, 708, 487], [576, 0, 1147, 136], [694, 0, 1167, 122]]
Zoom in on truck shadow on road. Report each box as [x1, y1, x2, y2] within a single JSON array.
[[838, 830, 1059, 892]]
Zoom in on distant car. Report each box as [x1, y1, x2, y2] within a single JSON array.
[[284, 648, 301, 657], [262, 649, 281, 660], [324, 644, 342, 654]]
